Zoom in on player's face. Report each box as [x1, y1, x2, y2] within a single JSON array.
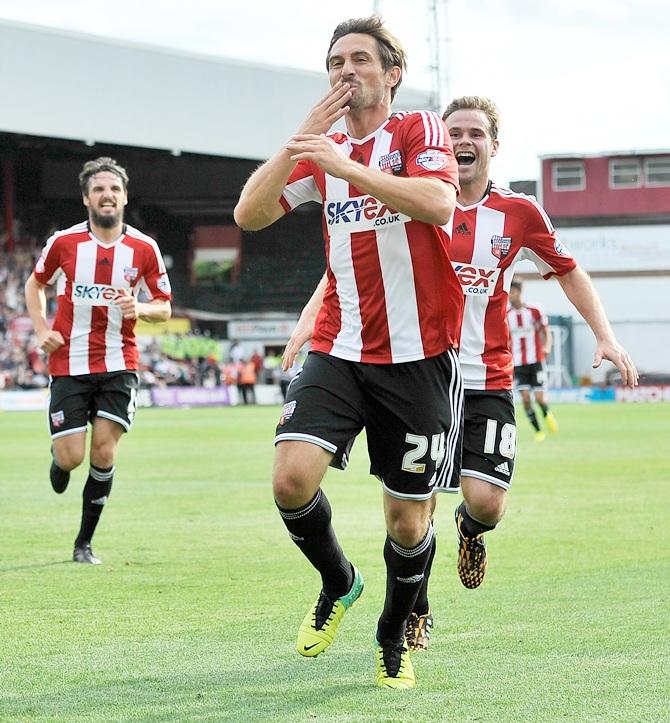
[[327, 33, 398, 111], [446, 109, 498, 186], [83, 171, 128, 229]]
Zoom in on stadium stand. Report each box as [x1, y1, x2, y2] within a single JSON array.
[[210, 216, 326, 314]]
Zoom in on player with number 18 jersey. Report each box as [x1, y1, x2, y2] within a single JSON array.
[[450, 182, 575, 394], [447, 181, 575, 489]]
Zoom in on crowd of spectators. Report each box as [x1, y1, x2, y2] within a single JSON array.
[[139, 333, 224, 389], [1, 245, 301, 400], [0, 246, 52, 391]]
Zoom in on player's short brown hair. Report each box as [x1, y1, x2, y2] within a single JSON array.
[[442, 96, 500, 140], [326, 15, 407, 101], [79, 157, 129, 195]]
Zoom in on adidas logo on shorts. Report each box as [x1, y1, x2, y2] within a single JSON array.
[[494, 461, 510, 476]]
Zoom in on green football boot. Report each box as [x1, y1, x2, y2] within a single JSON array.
[[296, 566, 364, 657]]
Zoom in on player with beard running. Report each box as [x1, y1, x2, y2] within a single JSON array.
[[25, 157, 172, 565]]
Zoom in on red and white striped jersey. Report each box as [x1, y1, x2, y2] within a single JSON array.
[[34, 222, 172, 377], [448, 182, 576, 390], [507, 304, 548, 366], [280, 111, 462, 364]]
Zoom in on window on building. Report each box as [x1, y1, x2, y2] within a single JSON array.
[[552, 161, 585, 191], [645, 157, 670, 187], [610, 159, 642, 188]]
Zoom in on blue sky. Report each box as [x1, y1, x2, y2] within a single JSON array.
[[1, 0, 667, 184]]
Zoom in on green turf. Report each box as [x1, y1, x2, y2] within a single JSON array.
[[1, 403, 668, 721]]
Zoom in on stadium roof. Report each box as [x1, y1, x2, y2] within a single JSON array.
[[0, 19, 433, 162]]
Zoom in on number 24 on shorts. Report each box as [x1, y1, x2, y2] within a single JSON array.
[[401, 433, 445, 474]]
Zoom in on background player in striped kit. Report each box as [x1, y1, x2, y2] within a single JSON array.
[[409, 95, 638, 647], [234, 16, 463, 689], [507, 279, 558, 441], [284, 95, 638, 653], [25, 157, 172, 565]]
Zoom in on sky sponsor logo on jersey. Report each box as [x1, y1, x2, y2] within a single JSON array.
[[416, 149, 449, 171], [71, 283, 125, 306], [491, 235, 512, 259], [325, 196, 410, 233], [452, 262, 501, 297]]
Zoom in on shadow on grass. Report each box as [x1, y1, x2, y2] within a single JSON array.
[[0, 560, 74, 573], [0, 651, 408, 721]]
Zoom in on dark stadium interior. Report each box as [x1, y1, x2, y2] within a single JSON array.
[[1, 132, 326, 315]]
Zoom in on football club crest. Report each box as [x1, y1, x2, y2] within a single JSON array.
[[491, 235, 512, 259], [51, 410, 65, 428], [278, 400, 297, 426], [123, 266, 139, 282], [379, 150, 404, 174]]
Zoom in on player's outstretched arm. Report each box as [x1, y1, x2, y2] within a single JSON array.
[[282, 274, 327, 371], [234, 83, 353, 231], [557, 266, 639, 387]]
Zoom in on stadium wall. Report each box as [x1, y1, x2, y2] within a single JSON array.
[[518, 275, 670, 381], [3, 385, 668, 413]]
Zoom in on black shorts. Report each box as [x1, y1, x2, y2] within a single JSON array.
[[48, 371, 140, 439], [462, 390, 516, 490], [514, 361, 546, 391], [275, 350, 464, 500]]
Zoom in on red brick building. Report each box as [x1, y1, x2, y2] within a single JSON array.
[[515, 149, 670, 382]]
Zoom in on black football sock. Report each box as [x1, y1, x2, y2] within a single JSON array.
[[377, 525, 434, 645], [537, 401, 549, 416], [49, 456, 71, 494], [276, 489, 353, 599], [74, 465, 114, 547], [412, 522, 435, 616], [457, 501, 497, 538], [525, 407, 541, 431]]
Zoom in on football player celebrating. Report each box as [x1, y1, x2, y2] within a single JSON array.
[[25, 157, 172, 565], [283, 95, 638, 654], [235, 16, 464, 689]]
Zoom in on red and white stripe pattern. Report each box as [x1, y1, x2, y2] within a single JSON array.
[[280, 111, 461, 364], [34, 223, 171, 377], [507, 304, 548, 366], [448, 183, 575, 389]]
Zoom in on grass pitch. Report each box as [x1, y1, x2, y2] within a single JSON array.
[[0, 403, 668, 721]]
